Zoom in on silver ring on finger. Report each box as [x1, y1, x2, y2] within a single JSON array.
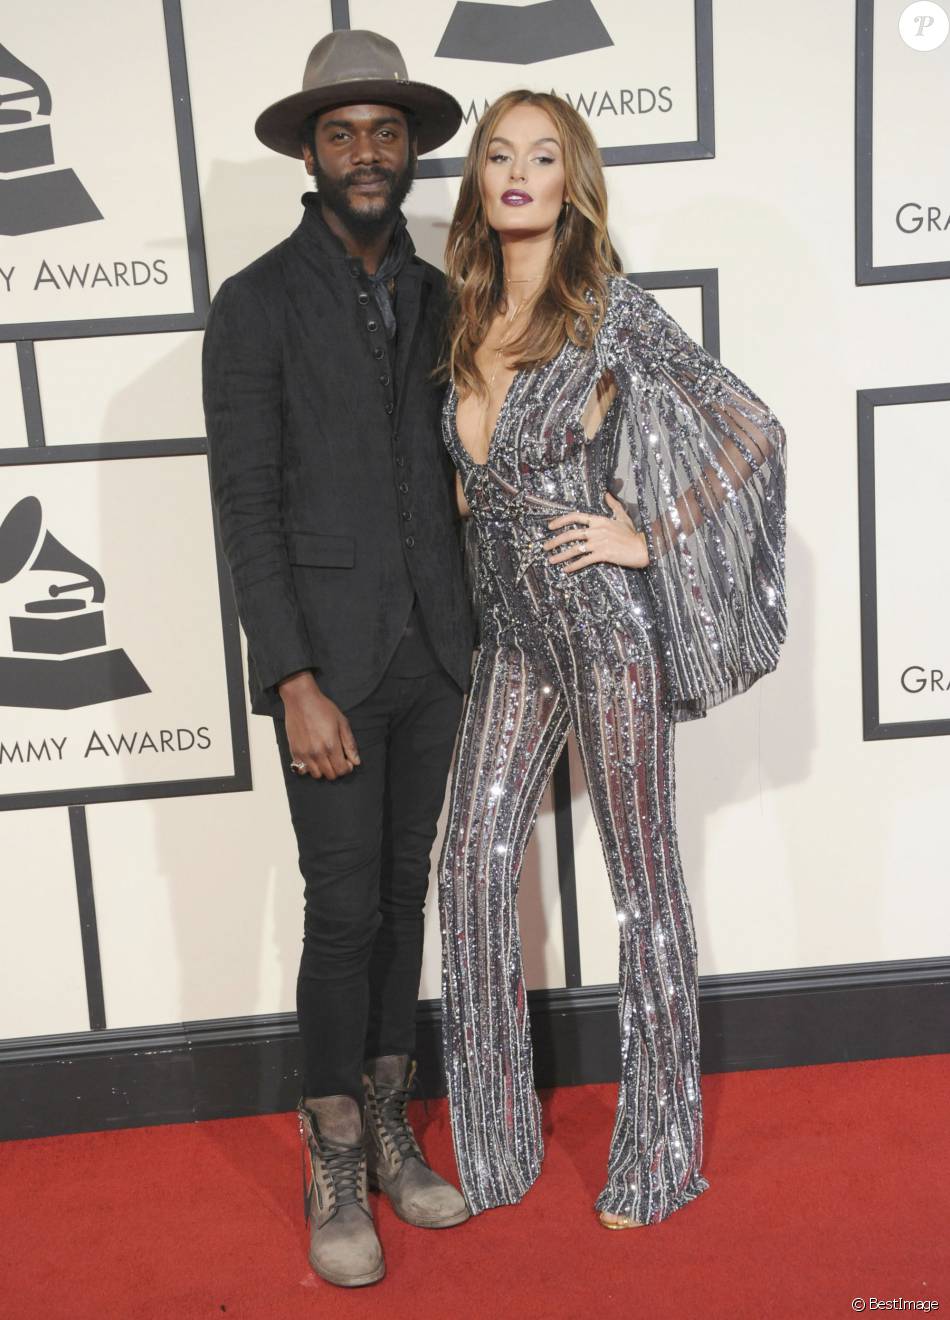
[[290, 759, 307, 775]]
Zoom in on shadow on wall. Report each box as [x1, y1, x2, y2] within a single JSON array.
[[98, 331, 302, 1116], [656, 183, 871, 977], [195, 157, 307, 297], [94, 335, 204, 444], [401, 207, 452, 272], [597, 187, 844, 984], [561, 525, 819, 1007], [674, 524, 819, 974], [89, 158, 320, 1092], [93, 332, 201, 446]]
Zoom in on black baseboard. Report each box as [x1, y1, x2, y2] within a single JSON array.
[[1, 956, 947, 1141]]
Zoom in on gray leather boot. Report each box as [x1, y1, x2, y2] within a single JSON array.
[[297, 1095, 385, 1288], [362, 1055, 470, 1229]]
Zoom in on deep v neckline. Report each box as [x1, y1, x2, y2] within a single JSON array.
[[450, 369, 525, 471]]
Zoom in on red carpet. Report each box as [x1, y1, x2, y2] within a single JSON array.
[[1, 1055, 947, 1319]]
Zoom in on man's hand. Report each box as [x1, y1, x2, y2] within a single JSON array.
[[277, 671, 360, 780]]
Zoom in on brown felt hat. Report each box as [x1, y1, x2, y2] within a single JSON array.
[[255, 30, 463, 158]]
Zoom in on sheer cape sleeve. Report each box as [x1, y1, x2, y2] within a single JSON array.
[[601, 279, 788, 722]]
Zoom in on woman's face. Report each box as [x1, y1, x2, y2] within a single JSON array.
[[480, 103, 567, 238]]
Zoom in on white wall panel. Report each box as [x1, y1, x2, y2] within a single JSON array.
[[873, 400, 950, 727], [34, 333, 204, 445], [871, 0, 950, 269], [402, 174, 461, 272], [0, 809, 89, 1039], [0, 347, 28, 448], [2, 0, 197, 333], [86, 668, 300, 1027], [180, 0, 334, 295]]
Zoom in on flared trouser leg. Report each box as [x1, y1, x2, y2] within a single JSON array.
[[439, 636, 708, 1223], [556, 641, 708, 1223], [438, 645, 569, 1213]]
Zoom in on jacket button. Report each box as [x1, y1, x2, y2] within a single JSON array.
[[395, 455, 405, 467], [379, 374, 390, 386], [398, 481, 409, 493], [367, 320, 378, 332], [402, 510, 412, 521], [373, 347, 384, 359], [385, 402, 394, 414], [405, 536, 415, 548], [348, 261, 360, 277], [358, 292, 370, 305]]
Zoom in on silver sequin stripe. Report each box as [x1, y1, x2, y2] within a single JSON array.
[[604, 279, 788, 721], [438, 625, 709, 1223]]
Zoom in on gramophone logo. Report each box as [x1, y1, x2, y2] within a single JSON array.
[[0, 41, 102, 236], [0, 496, 149, 710], [435, 0, 613, 63]]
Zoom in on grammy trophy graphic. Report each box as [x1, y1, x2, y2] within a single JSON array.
[[435, 0, 613, 63], [0, 496, 148, 709], [0, 41, 102, 236]]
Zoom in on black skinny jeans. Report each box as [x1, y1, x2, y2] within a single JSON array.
[[274, 608, 463, 1103]]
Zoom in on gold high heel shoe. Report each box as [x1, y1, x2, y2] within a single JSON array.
[[598, 1211, 643, 1230]]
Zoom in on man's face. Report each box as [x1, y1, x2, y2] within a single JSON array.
[[304, 103, 416, 238]]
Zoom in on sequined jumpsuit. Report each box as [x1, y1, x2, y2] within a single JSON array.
[[437, 275, 787, 1223]]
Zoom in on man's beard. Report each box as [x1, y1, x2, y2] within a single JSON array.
[[314, 157, 415, 240]]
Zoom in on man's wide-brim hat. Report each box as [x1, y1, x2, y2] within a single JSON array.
[[255, 30, 463, 159]]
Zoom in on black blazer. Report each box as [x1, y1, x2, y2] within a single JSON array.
[[202, 198, 474, 717]]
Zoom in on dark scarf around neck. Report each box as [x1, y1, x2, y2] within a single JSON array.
[[303, 195, 415, 340], [366, 212, 413, 340]]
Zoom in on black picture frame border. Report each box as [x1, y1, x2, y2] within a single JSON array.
[[627, 266, 720, 354], [332, 0, 715, 178], [854, 0, 950, 287], [0, 438, 252, 810], [857, 381, 950, 741], [0, 0, 211, 344]]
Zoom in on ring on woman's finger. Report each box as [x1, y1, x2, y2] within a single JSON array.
[[290, 759, 307, 775]]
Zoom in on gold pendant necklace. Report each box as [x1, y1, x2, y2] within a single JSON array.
[[485, 295, 526, 397], [470, 273, 545, 455], [484, 274, 543, 399]]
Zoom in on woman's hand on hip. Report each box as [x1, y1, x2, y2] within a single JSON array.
[[543, 492, 649, 573]]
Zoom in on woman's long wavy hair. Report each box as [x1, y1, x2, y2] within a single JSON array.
[[444, 90, 622, 399]]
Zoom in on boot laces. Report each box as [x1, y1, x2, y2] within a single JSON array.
[[320, 1135, 365, 1213], [375, 1082, 424, 1163]]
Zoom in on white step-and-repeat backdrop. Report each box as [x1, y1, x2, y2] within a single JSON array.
[[1, 0, 948, 1042]]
